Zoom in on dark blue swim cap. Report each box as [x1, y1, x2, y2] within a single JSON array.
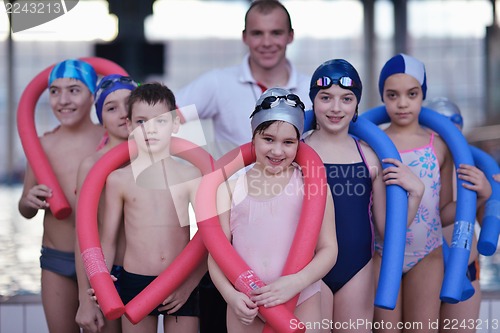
[[309, 59, 362, 105], [94, 74, 138, 124]]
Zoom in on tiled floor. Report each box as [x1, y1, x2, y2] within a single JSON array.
[[1, 292, 500, 333], [0, 294, 167, 333]]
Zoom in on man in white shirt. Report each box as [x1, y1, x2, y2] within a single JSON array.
[[176, 0, 311, 158]]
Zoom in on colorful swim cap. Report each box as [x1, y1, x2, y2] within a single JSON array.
[[378, 53, 427, 101], [426, 97, 463, 129], [48, 59, 97, 95], [250, 87, 305, 134], [94, 74, 138, 124], [309, 59, 362, 105]]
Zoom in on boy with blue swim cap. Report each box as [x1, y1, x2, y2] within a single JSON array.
[[18, 58, 105, 333], [48, 59, 97, 95]]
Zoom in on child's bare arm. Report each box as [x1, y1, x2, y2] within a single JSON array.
[[438, 145, 457, 226], [208, 183, 259, 324], [251, 190, 338, 308], [456, 164, 492, 207], [208, 254, 259, 325], [440, 145, 492, 226], [74, 158, 106, 333], [18, 163, 52, 219], [382, 158, 424, 227], [100, 171, 125, 272], [370, 155, 388, 238]]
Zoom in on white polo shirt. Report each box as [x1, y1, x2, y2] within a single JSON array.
[[176, 54, 311, 158]]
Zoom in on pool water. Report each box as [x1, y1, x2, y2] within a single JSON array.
[[0, 186, 43, 297], [1, 185, 499, 298]]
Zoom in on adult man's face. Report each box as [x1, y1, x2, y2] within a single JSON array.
[[243, 7, 294, 72]]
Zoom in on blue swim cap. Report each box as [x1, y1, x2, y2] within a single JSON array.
[[48, 59, 97, 95], [378, 53, 427, 102], [94, 74, 138, 124], [309, 59, 362, 105]]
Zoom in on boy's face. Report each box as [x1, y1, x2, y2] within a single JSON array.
[[383, 73, 424, 126], [101, 89, 131, 141], [127, 101, 180, 156], [48, 78, 94, 127]]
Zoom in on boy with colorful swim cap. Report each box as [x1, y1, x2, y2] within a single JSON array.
[[75, 74, 138, 333], [18, 59, 105, 333], [304, 58, 424, 331]]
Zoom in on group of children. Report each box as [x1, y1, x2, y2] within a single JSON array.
[[18, 51, 495, 333]]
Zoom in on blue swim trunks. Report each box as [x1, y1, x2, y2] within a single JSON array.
[[111, 265, 123, 294], [39, 246, 77, 280], [119, 269, 199, 317]]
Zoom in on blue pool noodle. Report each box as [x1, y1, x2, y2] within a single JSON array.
[[470, 145, 500, 256], [441, 238, 474, 302]]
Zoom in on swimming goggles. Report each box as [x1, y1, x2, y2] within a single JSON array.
[[251, 94, 305, 117], [312, 76, 357, 90], [95, 76, 138, 102]]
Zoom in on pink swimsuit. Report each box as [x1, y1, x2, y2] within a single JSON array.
[[376, 133, 443, 273], [230, 167, 321, 305]]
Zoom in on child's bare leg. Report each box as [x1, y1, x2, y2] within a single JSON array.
[[320, 282, 333, 333], [227, 307, 263, 333], [122, 315, 158, 333], [373, 253, 403, 333], [333, 260, 374, 332], [439, 279, 481, 333], [295, 292, 322, 333], [164, 315, 198, 333], [403, 247, 443, 333], [41, 270, 80, 333], [101, 317, 122, 333]]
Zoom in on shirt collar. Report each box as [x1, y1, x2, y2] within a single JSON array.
[[238, 53, 299, 90]]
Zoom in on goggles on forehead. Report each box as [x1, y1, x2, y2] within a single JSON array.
[[251, 94, 305, 117], [312, 76, 357, 90], [449, 113, 464, 129], [95, 76, 138, 102]]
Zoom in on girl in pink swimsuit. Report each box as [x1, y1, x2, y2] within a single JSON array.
[[374, 54, 492, 333], [208, 87, 338, 333]]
